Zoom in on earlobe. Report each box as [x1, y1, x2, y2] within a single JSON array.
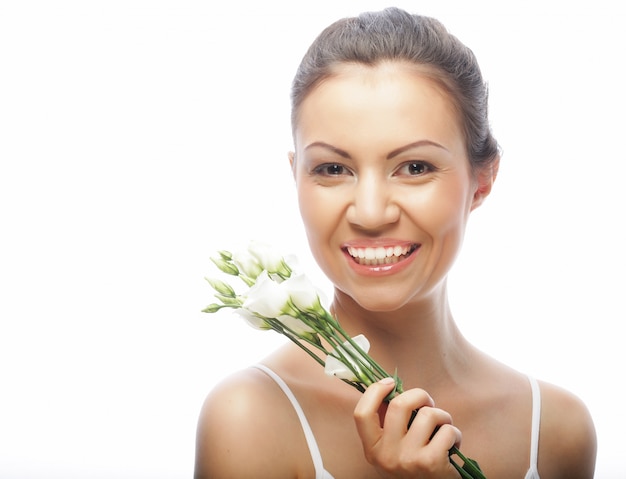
[[471, 157, 499, 211]]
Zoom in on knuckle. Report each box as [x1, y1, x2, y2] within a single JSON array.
[[353, 406, 367, 421], [386, 395, 408, 412], [389, 389, 428, 410], [438, 423, 462, 443], [417, 406, 436, 420], [415, 406, 452, 425]]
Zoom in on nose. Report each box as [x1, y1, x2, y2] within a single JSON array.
[[346, 174, 400, 231]]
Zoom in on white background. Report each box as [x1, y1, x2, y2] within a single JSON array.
[[1, 0, 624, 477]]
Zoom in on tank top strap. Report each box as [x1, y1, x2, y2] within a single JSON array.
[[524, 376, 541, 479], [252, 364, 334, 479]]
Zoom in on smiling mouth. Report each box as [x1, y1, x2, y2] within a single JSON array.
[[345, 244, 419, 266]]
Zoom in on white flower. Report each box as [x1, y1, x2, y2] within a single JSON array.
[[324, 334, 371, 381], [233, 307, 270, 330], [242, 271, 290, 318], [275, 314, 315, 335], [232, 249, 263, 280], [248, 240, 291, 278], [281, 274, 323, 313]]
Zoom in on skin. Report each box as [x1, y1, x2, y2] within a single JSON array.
[[195, 62, 597, 478]]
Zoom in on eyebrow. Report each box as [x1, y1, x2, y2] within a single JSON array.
[[387, 140, 449, 158], [304, 142, 351, 158], [303, 140, 448, 159]]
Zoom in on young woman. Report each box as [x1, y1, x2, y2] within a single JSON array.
[[195, 8, 597, 478]]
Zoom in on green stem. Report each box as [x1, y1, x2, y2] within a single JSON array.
[[207, 273, 486, 477], [329, 313, 391, 380], [451, 460, 475, 479], [450, 447, 486, 479], [282, 332, 327, 368]]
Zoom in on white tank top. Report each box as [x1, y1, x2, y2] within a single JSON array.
[[253, 364, 541, 479]]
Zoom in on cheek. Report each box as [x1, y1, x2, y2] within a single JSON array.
[[297, 183, 331, 240], [296, 185, 334, 278], [405, 181, 472, 240], [435, 189, 470, 231], [426, 185, 474, 275], [296, 181, 348, 273]]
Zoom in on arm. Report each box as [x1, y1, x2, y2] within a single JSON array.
[[537, 382, 597, 479], [194, 369, 300, 479]]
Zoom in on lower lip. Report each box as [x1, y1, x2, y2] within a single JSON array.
[[343, 246, 420, 276]]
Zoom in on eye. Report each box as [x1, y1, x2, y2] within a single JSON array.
[[396, 161, 433, 176], [313, 163, 351, 176]]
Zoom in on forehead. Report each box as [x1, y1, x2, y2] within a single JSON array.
[[295, 62, 465, 154]]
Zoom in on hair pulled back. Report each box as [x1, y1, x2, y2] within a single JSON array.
[[291, 7, 500, 170]]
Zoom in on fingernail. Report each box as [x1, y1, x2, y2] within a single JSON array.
[[379, 377, 395, 385]]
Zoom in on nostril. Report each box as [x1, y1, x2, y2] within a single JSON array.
[[346, 195, 400, 230]]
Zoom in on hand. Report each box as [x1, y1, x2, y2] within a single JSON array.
[[354, 377, 462, 478]]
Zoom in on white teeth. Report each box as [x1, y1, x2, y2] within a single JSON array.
[[346, 245, 415, 266]]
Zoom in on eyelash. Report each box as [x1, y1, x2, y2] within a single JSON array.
[[311, 161, 435, 177], [312, 163, 350, 176], [395, 161, 435, 176]]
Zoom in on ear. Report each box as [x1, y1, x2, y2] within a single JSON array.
[[288, 151, 296, 179], [471, 157, 499, 211]]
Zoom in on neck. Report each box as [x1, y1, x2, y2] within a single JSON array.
[[330, 283, 474, 392]]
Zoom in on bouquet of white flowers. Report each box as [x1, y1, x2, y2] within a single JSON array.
[[203, 241, 485, 479]]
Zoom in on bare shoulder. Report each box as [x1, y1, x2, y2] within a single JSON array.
[[538, 380, 597, 478], [194, 366, 311, 479]]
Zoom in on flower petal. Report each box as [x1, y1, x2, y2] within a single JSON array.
[[232, 249, 263, 280], [248, 241, 291, 279], [282, 274, 321, 312], [233, 308, 270, 330], [276, 314, 315, 335], [324, 354, 357, 380], [324, 334, 371, 381], [242, 271, 289, 318]]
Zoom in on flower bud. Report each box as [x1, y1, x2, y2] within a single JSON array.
[[211, 256, 239, 276], [205, 277, 236, 298], [217, 250, 233, 261], [202, 303, 223, 313]]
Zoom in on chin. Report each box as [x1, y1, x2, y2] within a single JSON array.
[[337, 287, 415, 313], [356, 299, 409, 313]]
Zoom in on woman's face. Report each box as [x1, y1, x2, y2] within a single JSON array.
[[291, 62, 492, 312]]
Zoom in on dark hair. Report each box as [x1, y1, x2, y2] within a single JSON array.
[[290, 7, 500, 171]]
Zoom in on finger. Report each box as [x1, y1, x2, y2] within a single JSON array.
[[382, 388, 435, 441], [354, 377, 397, 449], [405, 407, 454, 446], [427, 423, 463, 452]]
